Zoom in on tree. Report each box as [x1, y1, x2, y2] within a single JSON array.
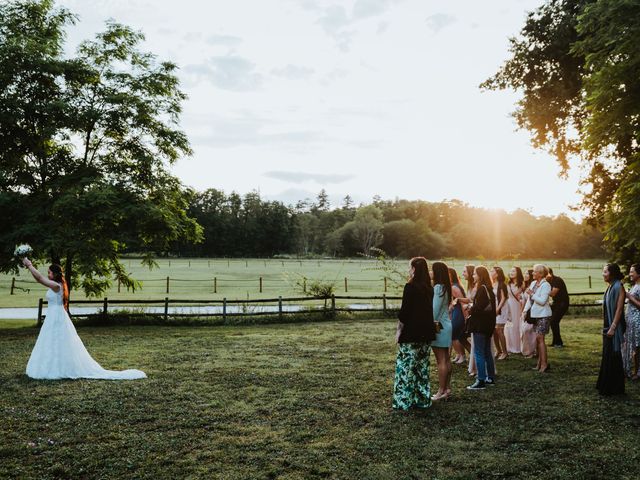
[[316, 189, 330, 211], [0, 0, 202, 295], [343, 205, 384, 255], [481, 0, 640, 263]]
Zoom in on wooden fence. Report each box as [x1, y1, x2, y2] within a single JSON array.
[[10, 273, 600, 295], [34, 292, 605, 326]]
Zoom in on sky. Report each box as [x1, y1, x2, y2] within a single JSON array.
[[58, 0, 585, 218]]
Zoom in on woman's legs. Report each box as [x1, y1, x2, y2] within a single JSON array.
[[452, 340, 466, 362], [433, 347, 451, 396], [537, 334, 548, 371], [493, 329, 502, 357], [496, 325, 508, 359], [472, 333, 488, 382]]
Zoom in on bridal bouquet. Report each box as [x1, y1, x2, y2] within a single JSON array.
[[14, 244, 33, 259]]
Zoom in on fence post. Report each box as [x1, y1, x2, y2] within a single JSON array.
[[223, 298, 227, 321], [117, 278, 121, 293], [164, 297, 169, 321], [259, 277, 263, 293], [214, 277, 217, 294], [303, 277, 307, 293], [278, 296, 283, 319], [331, 294, 336, 314], [103, 297, 108, 317], [383, 293, 387, 314], [37, 298, 43, 327], [166, 276, 170, 294], [344, 277, 348, 293], [588, 275, 592, 289], [384, 277, 387, 293], [10, 277, 15, 295]]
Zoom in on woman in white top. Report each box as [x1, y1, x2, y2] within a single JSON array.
[[491, 266, 509, 360], [521, 264, 552, 373]]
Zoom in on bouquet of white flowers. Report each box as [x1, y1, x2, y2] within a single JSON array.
[[14, 244, 33, 259]]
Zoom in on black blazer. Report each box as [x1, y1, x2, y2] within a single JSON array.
[[397, 282, 436, 344], [467, 283, 496, 336]]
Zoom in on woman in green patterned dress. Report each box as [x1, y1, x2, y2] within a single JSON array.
[[393, 257, 437, 410]]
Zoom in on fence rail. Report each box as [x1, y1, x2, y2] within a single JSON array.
[[32, 292, 605, 326]]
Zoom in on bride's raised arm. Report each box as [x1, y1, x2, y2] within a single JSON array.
[[22, 258, 60, 292]]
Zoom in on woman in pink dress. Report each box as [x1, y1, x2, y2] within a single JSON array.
[[505, 267, 525, 354], [520, 268, 537, 358]]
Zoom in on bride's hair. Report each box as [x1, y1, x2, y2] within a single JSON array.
[[49, 264, 69, 311]]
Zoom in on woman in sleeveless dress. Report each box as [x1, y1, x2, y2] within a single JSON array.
[[623, 263, 640, 380], [449, 267, 470, 364], [430, 261, 453, 401], [491, 267, 509, 360], [505, 267, 524, 354], [23, 258, 146, 380]]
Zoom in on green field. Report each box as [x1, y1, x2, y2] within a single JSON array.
[[0, 258, 608, 308], [1, 316, 638, 479]]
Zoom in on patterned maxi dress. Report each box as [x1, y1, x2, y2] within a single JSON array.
[[622, 284, 640, 377]]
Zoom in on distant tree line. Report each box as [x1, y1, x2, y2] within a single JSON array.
[[171, 189, 605, 259]]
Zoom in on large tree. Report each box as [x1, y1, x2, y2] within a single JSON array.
[[481, 0, 640, 264], [0, 0, 202, 295]]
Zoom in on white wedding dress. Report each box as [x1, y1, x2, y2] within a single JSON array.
[[26, 284, 146, 380]]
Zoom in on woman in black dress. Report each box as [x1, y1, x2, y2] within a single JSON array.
[[596, 263, 626, 395]]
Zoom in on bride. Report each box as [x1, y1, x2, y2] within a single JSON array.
[[22, 257, 146, 380]]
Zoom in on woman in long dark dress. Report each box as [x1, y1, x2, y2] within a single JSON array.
[[393, 257, 437, 410], [596, 263, 627, 395]]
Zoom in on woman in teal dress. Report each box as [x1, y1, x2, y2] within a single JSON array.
[[431, 261, 453, 401]]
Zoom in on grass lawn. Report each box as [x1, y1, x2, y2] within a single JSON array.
[[1, 316, 639, 479]]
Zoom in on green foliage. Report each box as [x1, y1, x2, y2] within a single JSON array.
[[482, 0, 640, 264], [0, 0, 202, 295]]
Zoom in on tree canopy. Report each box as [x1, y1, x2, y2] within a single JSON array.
[[481, 0, 640, 264], [0, 0, 201, 295]]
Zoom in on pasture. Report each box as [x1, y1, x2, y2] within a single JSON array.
[[1, 316, 639, 479], [0, 258, 608, 309]]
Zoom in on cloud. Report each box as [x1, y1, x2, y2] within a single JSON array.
[[425, 13, 457, 33], [352, 0, 393, 20], [264, 171, 356, 184], [206, 34, 243, 47], [317, 5, 354, 51], [376, 21, 390, 35], [184, 55, 262, 91], [304, 0, 399, 51], [189, 113, 323, 149], [271, 64, 315, 80]]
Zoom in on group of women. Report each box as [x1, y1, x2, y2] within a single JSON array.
[[392, 258, 640, 410]]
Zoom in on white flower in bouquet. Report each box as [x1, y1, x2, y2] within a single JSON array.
[[14, 244, 33, 258]]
